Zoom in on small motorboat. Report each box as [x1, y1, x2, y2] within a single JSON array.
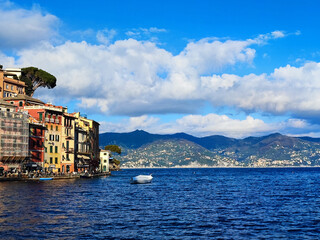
[[131, 174, 153, 184], [80, 173, 93, 178], [39, 177, 53, 181]]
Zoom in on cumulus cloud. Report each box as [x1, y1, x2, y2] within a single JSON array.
[[7, 30, 317, 123], [201, 62, 320, 121], [0, 1, 59, 49], [11, 35, 259, 116]]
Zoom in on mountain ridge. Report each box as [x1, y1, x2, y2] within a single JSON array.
[[99, 130, 320, 168]]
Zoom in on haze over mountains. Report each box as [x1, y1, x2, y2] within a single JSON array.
[[99, 130, 320, 168]]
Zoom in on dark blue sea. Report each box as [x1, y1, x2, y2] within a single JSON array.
[[1, 168, 320, 239]]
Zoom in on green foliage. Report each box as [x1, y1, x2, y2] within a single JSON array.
[[21, 67, 57, 96], [104, 145, 122, 154], [112, 158, 121, 165]]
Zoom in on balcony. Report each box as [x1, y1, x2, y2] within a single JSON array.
[[50, 118, 54, 123], [24, 105, 63, 112], [55, 119, 60, 124], [65, 134, 74, 140], [45, 117, 49, 122], [64, 148, 74, 154]]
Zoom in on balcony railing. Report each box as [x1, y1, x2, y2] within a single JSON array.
[[24, 105, 63, 112], [64, 148, 74, 154]]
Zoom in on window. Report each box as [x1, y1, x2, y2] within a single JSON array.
[[39, 112, 43, 121], [11, 85, 14, 90], [55, 146, 58, 153], [56, 126, 58, 131], [50, 146, 53, 153], [50, 157, 53, 164], [55, 135, 59, 142], [45, 147, 47, 153], [51, 125, 53, 130], [19, 101, 23, 107], [6, 84, 8, 89], [55, 157, 58, 164], [50, 135, 55, 141]]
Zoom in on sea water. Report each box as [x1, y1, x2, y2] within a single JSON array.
[[1, 168, 320, 239]]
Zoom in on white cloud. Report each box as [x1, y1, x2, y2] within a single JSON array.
[[96, 29, 117, 45], [7, 31, 316, 121], [271, 30, 285, 39], [202, 62, 320, 119], [125, 27, 166, 37], [174, 114, 276, 138], [0, 2, 59, 49], [14, 36, 257, 115], [0, 52, 16, 67]]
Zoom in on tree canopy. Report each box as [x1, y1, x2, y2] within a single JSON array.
[[104, 145, 122, 155], [20, 67, 57, 96]]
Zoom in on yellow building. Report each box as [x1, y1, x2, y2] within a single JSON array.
[[72, 112, 100, 172], [61, 113, 76, 173], [42, 104, 65, 173]]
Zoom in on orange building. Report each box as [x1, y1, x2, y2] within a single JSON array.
[[24, 103, 65, 172], [0, 68, 25, 99]]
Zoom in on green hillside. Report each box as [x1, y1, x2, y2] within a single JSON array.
[[100, 131, 320, 168]]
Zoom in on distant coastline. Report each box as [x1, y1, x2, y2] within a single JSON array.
[[121, 165, 320, 169]]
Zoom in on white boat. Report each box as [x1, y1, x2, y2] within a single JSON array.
[[131, 174, 153, 184]]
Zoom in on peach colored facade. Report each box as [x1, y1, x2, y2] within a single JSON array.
[[0, 69, 25, 99]]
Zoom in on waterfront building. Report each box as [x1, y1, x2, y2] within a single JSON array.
[[28, 118, 46, 170], [23, 103, 65, 172], [0, 99, 29, 171], [99, 149, 110, 173], [72, 112, 100, 172], [61, 113, 76, 173], [1, 86, 100, 174], [4, 94, 45, 109], [0, 68, 25, 98]]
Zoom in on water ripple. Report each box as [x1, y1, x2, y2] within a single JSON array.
[[1, 168, 320, 239]]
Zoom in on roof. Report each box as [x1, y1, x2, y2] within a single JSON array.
[[3, 77, 26, 86], [3, 94, 45, 105], [0, 99, 15, 107]]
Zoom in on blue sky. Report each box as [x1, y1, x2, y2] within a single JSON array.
[[1, 0, 320, 138]]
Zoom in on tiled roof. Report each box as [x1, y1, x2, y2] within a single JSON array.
[[3, 94, 45, 104]]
